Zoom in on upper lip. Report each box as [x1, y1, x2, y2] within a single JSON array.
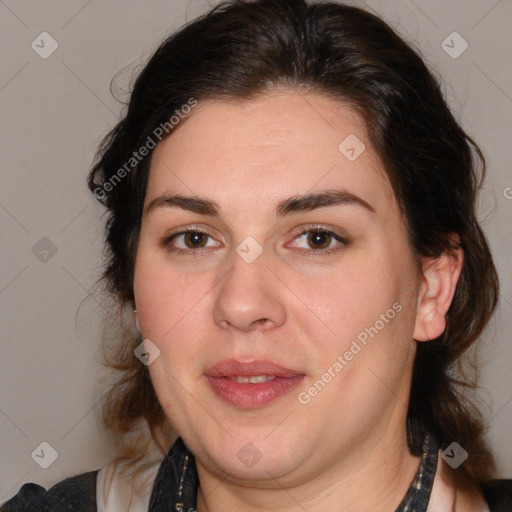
[[205, 359, 304, 378]]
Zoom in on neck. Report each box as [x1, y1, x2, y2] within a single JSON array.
[[195, 426, 421, 512]]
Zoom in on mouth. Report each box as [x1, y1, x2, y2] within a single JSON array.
[[226, 375, 277, 383], [204, 359, 305, 408]]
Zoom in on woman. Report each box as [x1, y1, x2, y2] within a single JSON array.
[[3, 0, 511, 510]]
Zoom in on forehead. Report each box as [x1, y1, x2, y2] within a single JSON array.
[[146, 89, 395, 215]]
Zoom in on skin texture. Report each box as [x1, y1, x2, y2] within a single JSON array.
[[133, 88, 464, 511]]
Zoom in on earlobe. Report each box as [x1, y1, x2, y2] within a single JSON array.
[[413, 237, 463, 342]]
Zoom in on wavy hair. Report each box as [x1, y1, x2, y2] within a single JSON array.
[[88, 0, 499, 490]]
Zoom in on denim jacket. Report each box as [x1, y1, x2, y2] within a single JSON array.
[[2, 433, 512, 511]]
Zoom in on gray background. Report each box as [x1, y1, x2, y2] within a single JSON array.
[[1, 0, 511, 500]]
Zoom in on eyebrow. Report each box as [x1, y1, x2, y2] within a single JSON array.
[[144, 189, 376, 219]]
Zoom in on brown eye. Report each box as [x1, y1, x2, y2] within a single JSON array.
[[289, 226, 349, 256], [183, 231, 208, 248], [162, 228, 221, 256], [307, 230, 332, 250]]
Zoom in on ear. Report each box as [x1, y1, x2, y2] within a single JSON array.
[[413, 235, 463, 342], [134, 309, 141, 333]]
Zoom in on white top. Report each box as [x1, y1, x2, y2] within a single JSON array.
[[427, 453, 490, 512], [96, 449, 490, 511], [96, 449, 162, 512]]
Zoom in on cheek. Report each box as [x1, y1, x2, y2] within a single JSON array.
[[134, 251, 214, 342], [293, 260, 418, 390], [134, 260, 211, 410], [297, 263, 399, 341]]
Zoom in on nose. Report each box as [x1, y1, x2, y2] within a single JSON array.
[[212, 249, 286, 333]]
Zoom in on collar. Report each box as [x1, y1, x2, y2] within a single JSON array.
[[148, 433, 439, 512], [395, 432, 440, 511], [148, 437, 198, 512]]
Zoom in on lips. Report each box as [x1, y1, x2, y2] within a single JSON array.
[[204, 359, 305, 408], [205, 359, 303, 378]]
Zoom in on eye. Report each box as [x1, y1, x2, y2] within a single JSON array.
[[161, 225, 348, 257], [289, 226, 348, 256], [162, 228, 221, 255]]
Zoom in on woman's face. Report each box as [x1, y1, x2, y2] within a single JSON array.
[[134, 89, 423, 484]]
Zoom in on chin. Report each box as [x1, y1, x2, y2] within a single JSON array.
[[196, 431, 308, 483]]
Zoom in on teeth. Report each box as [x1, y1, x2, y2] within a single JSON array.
[[228, 375, 277, 383]]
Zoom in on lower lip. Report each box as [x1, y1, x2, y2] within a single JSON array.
[[206, 375, 305, 408]]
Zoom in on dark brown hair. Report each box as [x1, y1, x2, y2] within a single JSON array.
[[88, 0, 499, 489]]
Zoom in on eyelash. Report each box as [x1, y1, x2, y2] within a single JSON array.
[[161, 224, 349, 257]]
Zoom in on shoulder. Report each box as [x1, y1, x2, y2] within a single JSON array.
[[96, 450, 162, 512], [429, 454, 511, 512], [481, 479, 512, 512], [2, 446, 165, 512], [1, 470, 98, 511]]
